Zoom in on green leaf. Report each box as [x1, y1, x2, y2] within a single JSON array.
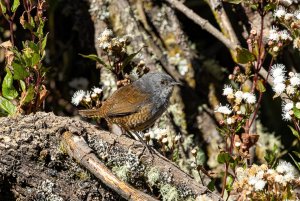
[[255, 80, 266, 93], [293, 107, 300, 119], [36, 18, 44, 39], [0, 0, 6, 14], [264, 3, 276, 12], [2, 70, 18, 100], [31, 53, 40, 66], [79, 54, 108, 68], [236, 47, 256, 64], [22, 85, 34, 104], [26, 41, 39, 54], [217, 152, 234, 164], [207, 180, 215, 191], [20, 80, 26, 91], [289, 153, 300, 171], [226, 175, 234, 191], [0, 96, 17, 115], [41, 33, 48, 51], [288, 125, 300, 139], [12, 62, 29, 80], [121, 47, 143, 70], [11, 0, 20, 12]]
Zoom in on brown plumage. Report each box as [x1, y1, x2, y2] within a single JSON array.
[[79, 72, 178, 131]]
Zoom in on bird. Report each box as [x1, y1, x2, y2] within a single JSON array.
[[78, 72, 179, 132]]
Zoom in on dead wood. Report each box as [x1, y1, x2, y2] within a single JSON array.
[[0, 112, 222, 200]]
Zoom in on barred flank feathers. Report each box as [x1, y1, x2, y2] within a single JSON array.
[[78, 109, 102, 118]]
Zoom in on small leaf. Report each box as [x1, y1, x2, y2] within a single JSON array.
[[264, 3, 276, 12], [31, 53, 40, 66], [217, 152, 234, 164], [288, 125, 300, 139], [226, 175, 234, 191], [121, 47, 143, 70], [236, 47, 256, 64], [255, 80, 266, 93], [41, 33, 48, 51], [21, 85, 34, 105], [293, 107, 300, 119], [207, 180, 215, 191], [0, 96, 17, 115], [2, 70, 18, 100], [12, 62, 29, 80], [0, 0, 7, 14], [79, 54, 108, 68], [11, 0, 20, 12], [20, 80, 26, 91]]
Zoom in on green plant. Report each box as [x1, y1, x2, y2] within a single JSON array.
[[0, 0, 48, 116]]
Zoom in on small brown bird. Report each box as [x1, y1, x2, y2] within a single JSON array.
[[78, 72, 178, 131]]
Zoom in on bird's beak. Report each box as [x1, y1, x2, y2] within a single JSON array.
[[171, 81, 182, 86]]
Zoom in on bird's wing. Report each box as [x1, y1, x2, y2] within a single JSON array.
[[106, 84, 151, 117]]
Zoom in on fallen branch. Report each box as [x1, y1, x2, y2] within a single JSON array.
[[0, 112, 222, 200]]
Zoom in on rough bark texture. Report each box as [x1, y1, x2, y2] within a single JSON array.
[[0, 112, 222, 201]]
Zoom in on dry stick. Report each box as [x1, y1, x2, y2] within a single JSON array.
[[164, 0, 272, 87], [61, 131, 158, 201]]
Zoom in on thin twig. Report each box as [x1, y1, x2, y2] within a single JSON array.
[[165, 0, 237, 51]]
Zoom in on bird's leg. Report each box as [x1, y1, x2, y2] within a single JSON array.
[[129, 131, 153, 155]]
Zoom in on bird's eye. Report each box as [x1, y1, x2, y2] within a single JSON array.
[[161, 80, 167, 85]]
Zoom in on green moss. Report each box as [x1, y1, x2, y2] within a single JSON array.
[[112, 165, 129, 182], [160, 184, 180, 201], [147, 167, 160, 186]]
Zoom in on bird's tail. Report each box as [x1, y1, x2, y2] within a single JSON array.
[[78, 109, 102, 118]]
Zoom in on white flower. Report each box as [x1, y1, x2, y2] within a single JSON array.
[[254, 180, 266, 191], [284, 13, 294, 21], [246, 93, 256, 104], [71, 90, 86, 106], [223, 85, 234, 96], [93, 87, 103, 94], [276, 161, 293, 174], [215, 105, 232, 115], [283, 102, 294, 112], [296, 102, 300, 109], [289, 74, 300, 86], [279, 30, 292, 40], [268, 28, 279, 41], [274, 6, 286, 18], [282, 111, 292, 121], [271, 64, 286, 77], [273, 83, 286, 95], [284, 172, 295, 181], [226, 117, 235, 124], [286, 85, 295, 95], [84, 91, 91, 102], [275, 174, 285, 185], [98, 28, 113, 39], [248, 176, 259, 185], [273, 75, 286, 84], [295, 10, 300, 20], [235, 141, 241, 147], [235, 91, 243, 99], [256, 171, 264, 179]]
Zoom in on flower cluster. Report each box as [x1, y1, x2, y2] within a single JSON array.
[[270, 64, 300, 121], [97, 28, 132, 55], [71, 87, 103, 107], [144, 126, 181, 153], [233, 162, 299, 200], [215, 83, 257, 126], [271, 3, 300, 51]]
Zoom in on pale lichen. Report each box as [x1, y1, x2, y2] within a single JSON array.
[[146, 167, 160, 186]]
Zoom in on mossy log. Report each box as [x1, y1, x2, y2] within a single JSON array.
[[0, 112, 222, 200]]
